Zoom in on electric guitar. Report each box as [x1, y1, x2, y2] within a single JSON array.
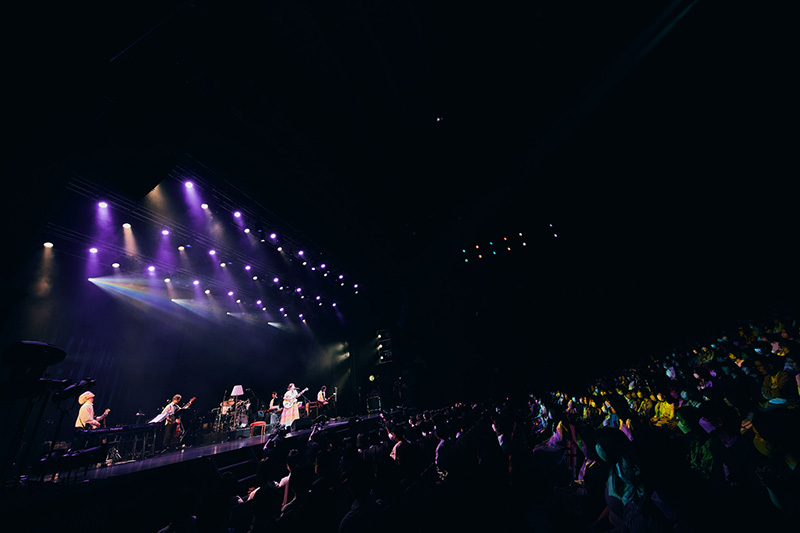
[[87, 409, 110, 429], [167, 397, 196, 425], [283, 388, 308, 409], [318, 392, 337, 405]]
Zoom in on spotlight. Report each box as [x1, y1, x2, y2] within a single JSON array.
[[338, 275, 344, 280], [43, 242, 53, 248], [320, 263, 326, 269], [185, 181, 194, 188], [234, 211, 241, 218], [111, 262, 120, 268], [277, 246, 283, 252], [193, 280, 200, 285], [256, 300, 262, 305], [161, 229, 170, 236], [244, 228, 250, 233], [228, 291, 234, 296], [269, 233, 277, 240], [236, 299, 241, 304], [205, 289, 211, 294], [252, 276, 258, 280], [98, 202, 108, 208], [298, 250, 304, 257], [178, 246, 185, 251], [123, 223, 131, 229], [273, 277, 279, 283], [209, 250, 216, 256], [147, 266, 155, 272], [164, 278, 171, 283], [201, 203, 209, 210], [220, 262, 226, 267], [245, 265, 251, 271], [89, 247, 98, 254]]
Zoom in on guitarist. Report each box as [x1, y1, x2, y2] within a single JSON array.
[[268, 391, 282, 427], [280, 383, 308, 430], [316, 385, 336, 419], [160, 394, 195, 451], [73, 390, 110, 449]]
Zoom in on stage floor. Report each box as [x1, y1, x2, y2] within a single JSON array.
[[70, 415, 365, 483]]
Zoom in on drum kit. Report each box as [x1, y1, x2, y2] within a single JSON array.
[[213, 397, 251, 432]]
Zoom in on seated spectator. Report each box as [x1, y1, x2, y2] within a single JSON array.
[[755, 355, 800, 407], [750, 408, 800, 518], [651, 391, 678, 429], [590, 427, 676, 532]]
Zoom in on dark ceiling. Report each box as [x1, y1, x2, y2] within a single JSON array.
[[4, 1, 797, 392]]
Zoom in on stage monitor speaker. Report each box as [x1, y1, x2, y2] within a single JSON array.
[[291, 418, 314, 432]]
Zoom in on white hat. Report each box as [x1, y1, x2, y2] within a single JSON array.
[[78, 391, 95, 405]]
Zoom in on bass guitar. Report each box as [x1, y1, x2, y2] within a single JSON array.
[[283, 388, 308, 409]]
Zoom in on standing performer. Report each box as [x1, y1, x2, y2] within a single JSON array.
[[280, 383, 307, 430], [317, 385, 335, 419], [73, 391, 110, 449], [160, 394, 195, 451], [268, 391, 282, 428]]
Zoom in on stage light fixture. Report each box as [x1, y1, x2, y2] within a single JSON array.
[[244, 228, 250, 233], [178, 246, 185, 251], [273, 277, 279, 283], [98, 202, 108, 208], [234, 211, 241, 218], [43, 242, 53, 248], [89, 247, 98, 254], [123, 223, 131, 228], [320, 263, 326, 269], [204, 289, 211, 294], [162, 229, 170, 235], [220, 262, 226, 267], [201, 203, 209, 210], [164, 278, 171, 283], [209, 250, 216, 255], [185, 181, 194, 188], [111, 262, 120, 268], [252, 276, 258, 280], [270, 233, 277, 240], [228, 291, 234, 296], [193, 280, 200, 285], [147, 266, 155, 272], [277, 246, 283, 252]]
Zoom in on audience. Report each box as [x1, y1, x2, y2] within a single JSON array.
[[59, 311, 800, 532]]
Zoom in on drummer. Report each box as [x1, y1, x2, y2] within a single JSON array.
[[220, 397, 235, 415]]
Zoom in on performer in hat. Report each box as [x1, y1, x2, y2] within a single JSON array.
[[73, 391, 110, 450]]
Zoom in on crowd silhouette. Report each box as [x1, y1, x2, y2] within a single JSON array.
[[149, 312, 800, 532]]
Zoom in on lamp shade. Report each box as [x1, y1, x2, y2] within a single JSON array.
[[231, 385, 244, 397]]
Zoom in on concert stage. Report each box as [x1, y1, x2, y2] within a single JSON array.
[[2, 414, 382, 533]]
